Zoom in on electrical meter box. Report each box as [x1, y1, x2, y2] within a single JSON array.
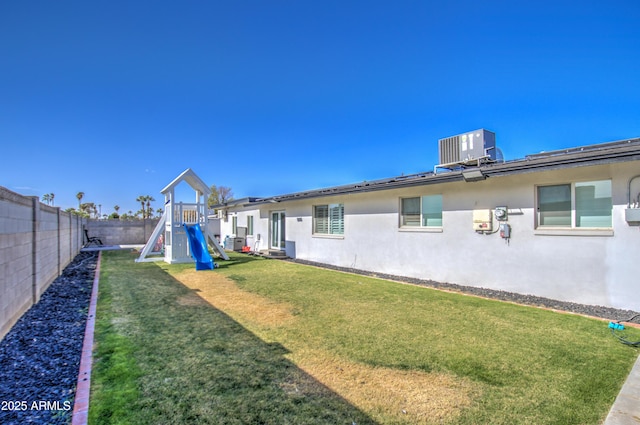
[[494, 206, 508, 221], [473, 209, 492, 231]]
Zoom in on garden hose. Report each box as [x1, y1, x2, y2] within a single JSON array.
[[609, 314, 640, 347]]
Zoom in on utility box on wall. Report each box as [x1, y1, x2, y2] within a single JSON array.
[[473, 209, 492, 231], [625, 208, 640, 224]]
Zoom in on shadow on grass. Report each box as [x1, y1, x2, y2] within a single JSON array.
[[92, 251, 374, 424], [214, 252, 262, 269]]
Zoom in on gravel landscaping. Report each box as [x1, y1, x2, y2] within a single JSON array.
[[0, 251, 98, 425], [288, 258, 640, 322]]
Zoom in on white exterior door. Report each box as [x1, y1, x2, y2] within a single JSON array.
[[271, 211, 285, 249]]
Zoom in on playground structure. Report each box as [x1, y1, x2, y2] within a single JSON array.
[[136, 168, 229, 268]]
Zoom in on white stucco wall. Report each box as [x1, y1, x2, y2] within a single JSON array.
[[220, 161, 640, 311]]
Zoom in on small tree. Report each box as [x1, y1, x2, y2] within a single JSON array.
[[80, 202, 100, 219], [110, 205, 120, 220], [208, 185, 234, 209]]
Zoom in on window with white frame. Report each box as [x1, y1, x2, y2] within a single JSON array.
[[400, 195, 443, 227], [537, 180, 612, 228], [247, 215, 254, 235], [313, 203, 344, 235]]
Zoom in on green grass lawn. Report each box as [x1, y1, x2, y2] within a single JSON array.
[[89, 251, 640, 424]]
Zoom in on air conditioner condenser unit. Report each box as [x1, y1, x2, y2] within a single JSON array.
[[438, 129, 496, 166]]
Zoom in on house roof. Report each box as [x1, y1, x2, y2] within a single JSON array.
[[161, 168, 211, 197], [212, 197, 259, 209], [220, 137, 640, 207]]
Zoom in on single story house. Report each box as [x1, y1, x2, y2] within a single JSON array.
[[215, 134, 640, 312]]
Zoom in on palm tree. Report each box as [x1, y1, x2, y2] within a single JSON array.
[[76, 192, 84, 209], [49, 193, 55, 206], [114, 205, 120, 214], [136, 195, 146, 218], [146, 196, 155, 218], [42, 194, 51, 205], [136, 195, 156, 219]]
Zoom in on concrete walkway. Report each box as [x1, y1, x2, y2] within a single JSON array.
[[603, 353, 640, 424]]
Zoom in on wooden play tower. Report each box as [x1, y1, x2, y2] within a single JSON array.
[[137, 168, 228, 264]]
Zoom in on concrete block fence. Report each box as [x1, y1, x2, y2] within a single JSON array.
[[0, 186, 85, 341], [85, 217, 159, 246]]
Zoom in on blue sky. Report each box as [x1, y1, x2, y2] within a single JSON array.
[[1, 1, 639, 215]]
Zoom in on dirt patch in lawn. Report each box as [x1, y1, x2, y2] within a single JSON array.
[[173, 269, 296, 328], [288, 349, 478, 424]]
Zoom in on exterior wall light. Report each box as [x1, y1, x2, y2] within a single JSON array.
[[462, 169, 486, 182]]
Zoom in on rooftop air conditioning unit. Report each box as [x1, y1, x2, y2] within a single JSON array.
[[438, 129, 496, 166]]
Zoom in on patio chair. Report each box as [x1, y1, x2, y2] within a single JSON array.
[[84, 228, 103, 247]]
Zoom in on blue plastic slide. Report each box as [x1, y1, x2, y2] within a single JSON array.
[[183, 223, 214, 270]]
